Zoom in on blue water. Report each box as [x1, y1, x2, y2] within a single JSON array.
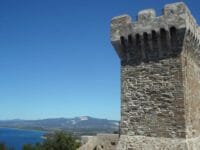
[[0, 128, 46, 150]]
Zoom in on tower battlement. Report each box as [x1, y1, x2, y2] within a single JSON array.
[[111, 2, 200, 65], [111, 2, 200, 150]]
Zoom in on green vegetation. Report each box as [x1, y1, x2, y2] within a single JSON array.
[[0, 143, 13, 150], [23, 131, 80, 150], [0, 132, 80, 150], [0, 143, 6, 150]]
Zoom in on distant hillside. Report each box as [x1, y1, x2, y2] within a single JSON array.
[[0, 116, 119, 136]]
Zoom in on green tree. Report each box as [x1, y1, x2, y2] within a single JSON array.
[[23, 132, 80, 150], [23, 144, 34, 150], [43, 132, 80, 150], [0, 143, 6, 150]]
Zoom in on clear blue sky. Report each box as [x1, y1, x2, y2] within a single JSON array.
[[0, 0, 199, 120]]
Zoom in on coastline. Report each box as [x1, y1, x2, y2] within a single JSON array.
[[0, 127, 46, 150], [0, 126, 47, 133]]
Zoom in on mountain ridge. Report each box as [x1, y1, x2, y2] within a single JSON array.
[[0, 116, 119, 136]]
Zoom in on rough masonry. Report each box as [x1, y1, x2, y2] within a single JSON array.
[[111, 2, 200, 150], [78, 134, 118, 150]]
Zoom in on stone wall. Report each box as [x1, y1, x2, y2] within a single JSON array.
[[110, 2, 200, 150], [78, 134, 118, 150], [121, 57, 185, 138], [117, 135, 200, 150], [113, 2, 188, 138], [117, 135, 188, 150], [182, 30, 200, 139]]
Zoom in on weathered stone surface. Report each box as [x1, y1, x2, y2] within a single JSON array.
[[117, 135, 200, 150], [78, 134, 118, 150], [120, 57, 185, 138], [182, 30, 200, 139], [110, 2, 200, 150]]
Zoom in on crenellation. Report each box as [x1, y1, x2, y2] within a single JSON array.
[[117, 27, 185, 65], [163, 2, 189, 17], [137, 9, 156, 24], [111, 2, 200, 65], [184, 29, 200, 67], [184, 11, 200, 48]]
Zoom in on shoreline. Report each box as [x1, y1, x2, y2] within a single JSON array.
[[0, 127, 48, 133]]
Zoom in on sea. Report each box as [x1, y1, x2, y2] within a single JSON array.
[[0, 127, 46, 150]]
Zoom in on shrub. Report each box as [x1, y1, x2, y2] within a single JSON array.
[[23, 131, 80, 150]]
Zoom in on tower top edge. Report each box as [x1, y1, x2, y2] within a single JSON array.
[[111, 2, 191, 25], [110, 2, 199, 42]]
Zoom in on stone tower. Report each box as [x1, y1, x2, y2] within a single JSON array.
[[111, 2, 200, 150]]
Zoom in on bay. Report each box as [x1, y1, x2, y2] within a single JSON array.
[[0, 127, 46, 150]]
